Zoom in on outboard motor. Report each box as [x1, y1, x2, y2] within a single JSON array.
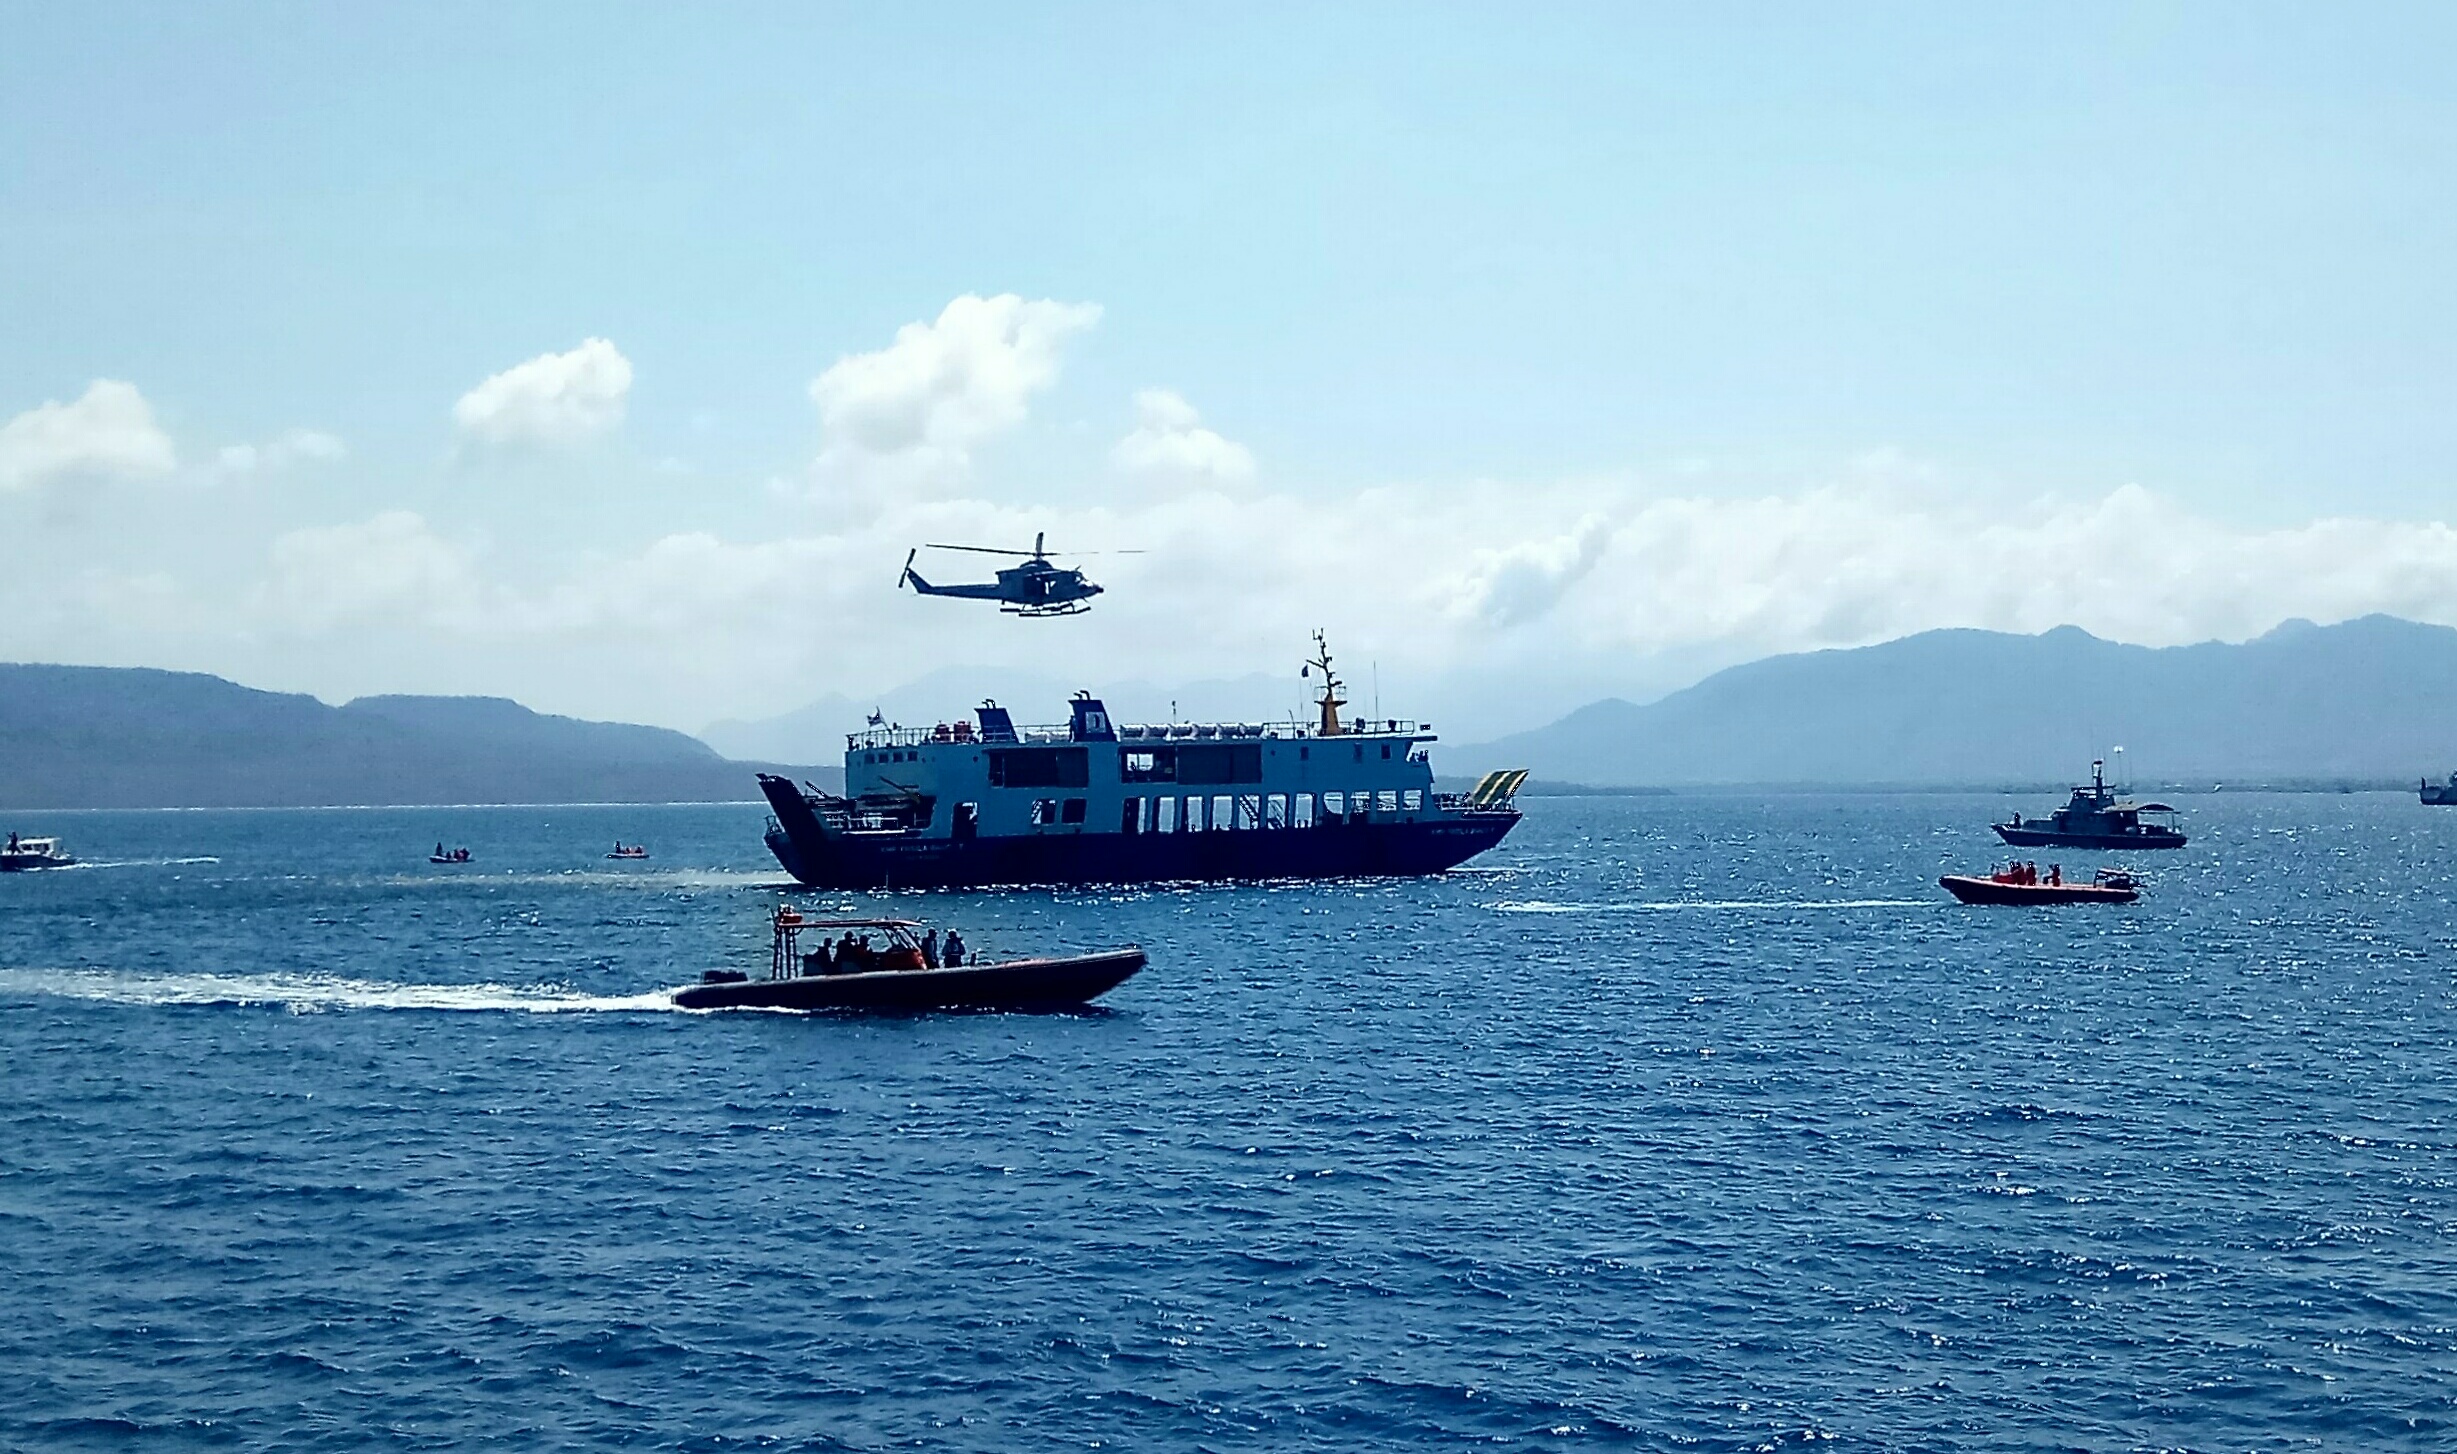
[[1069, 694, 1116, 743]]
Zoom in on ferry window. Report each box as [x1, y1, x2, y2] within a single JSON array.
[[1403, 789, 1422, 811], [1121, 747, 1176, 782], [1121, 798, 1142, 834], [1378, 790, 1400, 813], [1299, 746, 1309, 762], [1323, 791, 1344, 816], [1381, 744, 1391, 760], [1184, 796, 1205, 832], [1030, 798, 1058, 826], [1175, 743, 1262, 785], [1061, 798, 1087, 825], [1293, 793, 1315, 827], [1353, 745, 1364, 763], [1156, 797, 1178, 833], [1265, 794, 1288, 828], [989, 746, 1088, 788], [1236, 795, 1260, 830], [1211, 794, 1233, 830], [1351, 790, 1371, 818]]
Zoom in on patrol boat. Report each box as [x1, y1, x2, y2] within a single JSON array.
[[755, 635, 1527, 889], [2421, 773, 2457, 806], [0, 834, 75, 871], [1992, 759, 2186, 850]]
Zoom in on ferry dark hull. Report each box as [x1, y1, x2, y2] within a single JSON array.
[[2423, 786, 2457, 806], [761, 816, 1518, 889], [673, 950, 1145, 1011], [1992, 825, 2185, 850]]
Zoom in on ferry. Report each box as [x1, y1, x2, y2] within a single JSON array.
[[2422, 773, 2457, 806], [755, 635, 1526, 890]]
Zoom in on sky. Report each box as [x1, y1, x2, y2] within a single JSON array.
[[4, 4, 2456, 745]]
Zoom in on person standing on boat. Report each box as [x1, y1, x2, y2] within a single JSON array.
[[943, 930, 966, 967], [921, 929, 940, 968]]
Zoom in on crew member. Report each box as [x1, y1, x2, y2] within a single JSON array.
[[943, 930, 967, 967]]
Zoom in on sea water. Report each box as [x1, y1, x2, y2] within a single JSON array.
[[2, 794, 2452, 1450]]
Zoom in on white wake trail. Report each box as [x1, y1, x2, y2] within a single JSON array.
[[0, 966, 684, 1014]]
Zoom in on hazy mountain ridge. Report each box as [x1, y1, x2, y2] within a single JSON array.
[[1458, 616, 2457, 786], [0, 664, 830, 809]]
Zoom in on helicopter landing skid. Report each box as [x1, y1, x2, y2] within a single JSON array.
[[1004, 602, 1093, 618]]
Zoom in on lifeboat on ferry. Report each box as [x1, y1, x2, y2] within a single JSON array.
[[1940, 864, 2140, 905]]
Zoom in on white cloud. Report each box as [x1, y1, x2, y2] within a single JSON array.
[[452, 338, 632, 448], [252, 511, 492, 632], [216, 429, 346, 478], [809, 294, 1101, 495], [0, 379, 176, 494], [27, 448, 2457, 740], [1451, 513, 1614, 627], [1110, 388, 1255, 485]]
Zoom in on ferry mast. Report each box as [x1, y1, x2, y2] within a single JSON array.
[[1304, 630, 1346, 737]]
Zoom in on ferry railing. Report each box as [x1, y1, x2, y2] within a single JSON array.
[[852, 718, 1431, 750]]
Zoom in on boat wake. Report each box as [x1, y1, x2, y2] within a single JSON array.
[[0, 966, 682, 1014], [52, 856, 224, 871], [1493, 897, 1929, 914]]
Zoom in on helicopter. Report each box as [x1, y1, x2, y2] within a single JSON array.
[[897, 532, 1131, 617]]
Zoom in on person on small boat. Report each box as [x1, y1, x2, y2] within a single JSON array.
[[921, 929, 940, 968], [943, 930, 967, 967], [2048, 864, 2062, 886]]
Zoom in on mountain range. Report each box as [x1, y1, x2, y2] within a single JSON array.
[[1455, 615, 2457, 786], [10, 615, 2457, 808], [0, 664, 829, 809]]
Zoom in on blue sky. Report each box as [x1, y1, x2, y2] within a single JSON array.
[[5, 5, 2455, 740]]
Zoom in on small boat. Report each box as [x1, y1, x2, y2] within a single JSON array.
[[606, 843, 650, 860], [673, 909, 1145, 1011], [1994, 758, 2186, 849], [0, 834, 75, 871], [1941, 864, 2140, 905], [2422, 774, 2457, 806], [429, 844, 473, 864]]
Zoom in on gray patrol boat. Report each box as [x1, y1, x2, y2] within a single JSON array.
[[1993, 759, 2186, 850]]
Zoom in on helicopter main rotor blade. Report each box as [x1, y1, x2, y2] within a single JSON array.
[[923, 543, 1040, 557]]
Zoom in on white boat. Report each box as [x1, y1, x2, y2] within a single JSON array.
[[0, 834, 75, 871]]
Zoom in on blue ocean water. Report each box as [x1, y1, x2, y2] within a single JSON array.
[[3, 793, 2454, 1451]]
